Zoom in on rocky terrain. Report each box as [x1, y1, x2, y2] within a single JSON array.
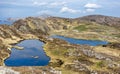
[[76, 15, 120, 28], [0, 15, 120, 74]]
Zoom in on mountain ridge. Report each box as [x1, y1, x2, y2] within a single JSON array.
[[76, 15, 120, 28], [1, 14, 120, 28]]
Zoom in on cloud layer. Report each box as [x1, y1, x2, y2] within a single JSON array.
[[84, 3, 102, 13], [60, 7, 81, 13], [0, 0, 120, 18], [84, 3, 101, 9]]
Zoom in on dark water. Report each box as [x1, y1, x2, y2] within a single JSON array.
[[5, 40, 50, 66], [51, 35, 108, 46]]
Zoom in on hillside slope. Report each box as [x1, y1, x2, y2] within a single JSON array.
[[75, 15, 120, 28], [0, 15, 120, 74]]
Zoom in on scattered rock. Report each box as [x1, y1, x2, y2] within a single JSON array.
[[0, 66, 20, 74]]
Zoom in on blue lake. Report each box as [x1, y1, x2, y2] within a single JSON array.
[[51, 35, 108, 46], [5, 40, 50, 66], [4, 35, 108, 66]]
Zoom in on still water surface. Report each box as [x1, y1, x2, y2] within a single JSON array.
[[5, 40, 50, 66], [5, 35, 108, 66]]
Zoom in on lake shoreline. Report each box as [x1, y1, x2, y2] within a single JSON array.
[[3, 35, 109, 66], [4, 39, 50, 66]]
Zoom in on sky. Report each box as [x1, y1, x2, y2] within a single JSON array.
[[0, 0, 120, 19]]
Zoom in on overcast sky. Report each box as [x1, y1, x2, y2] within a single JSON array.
[[0, 0, 120, 19]]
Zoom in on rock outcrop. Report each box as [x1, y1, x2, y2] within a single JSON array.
[[0, 15, 120, 74]]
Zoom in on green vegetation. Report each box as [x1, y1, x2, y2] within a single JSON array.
[[51, 48, 68, 56], [0, 15, 120, 74], [96, 61, 105, 68], [74, 25, 88, 32]]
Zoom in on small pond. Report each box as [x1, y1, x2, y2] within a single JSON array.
[[51, 35, 108, 46], [5, 40, 50, 66]]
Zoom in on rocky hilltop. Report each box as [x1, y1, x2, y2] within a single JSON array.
[[76, 15, 120, 28], [0, 15, 120, 74]]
